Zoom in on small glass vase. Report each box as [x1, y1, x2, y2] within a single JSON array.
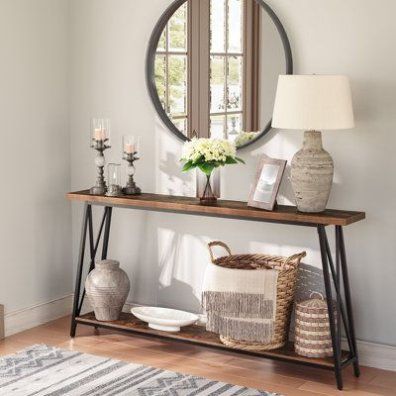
[[200, 173, 218, 205], [106, 163, 122, 197]]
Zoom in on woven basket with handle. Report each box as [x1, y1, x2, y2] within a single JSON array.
[[207, 241, 306, 351], [295, 292, 336, 358]]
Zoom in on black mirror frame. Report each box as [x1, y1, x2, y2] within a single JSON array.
[[146, 0, 293, 149]]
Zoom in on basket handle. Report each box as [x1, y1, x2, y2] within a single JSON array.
[[283, 251, 307, 268], [310, 291, 324, 300], [208, 241, 232, 262]]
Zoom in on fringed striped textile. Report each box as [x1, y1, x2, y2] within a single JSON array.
[[202, 263, 278, 343]]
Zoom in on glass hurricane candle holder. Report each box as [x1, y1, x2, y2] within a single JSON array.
[[106, 163, 122, 197], [122, 135, 141, 195], [90, 118, 111, 195]]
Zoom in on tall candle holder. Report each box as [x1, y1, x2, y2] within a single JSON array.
[[90, 118, 111, 195], [122, 135, 141, 195]]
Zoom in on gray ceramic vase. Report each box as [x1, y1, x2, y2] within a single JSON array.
[[85, 260, 130, 321], [291, 131, 334, 213]]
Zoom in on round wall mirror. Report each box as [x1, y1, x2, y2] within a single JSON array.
[[146, 0, 293, 149]]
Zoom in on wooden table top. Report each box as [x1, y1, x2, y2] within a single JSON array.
[[67, 190, 365, 227]]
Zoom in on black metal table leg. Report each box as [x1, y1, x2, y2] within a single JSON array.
[[337, 226, 360, 377], [324, 231, 355, 357], [70, 203, 90, 337], [102, 207, 112, 260], [70, 205, 113, 338], [77, 207, 110, 315], [318, 225, 344, 390], [335, 227, 342, 354]]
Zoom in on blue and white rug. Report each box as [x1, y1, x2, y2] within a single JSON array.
[[0, 345, 281, 396]]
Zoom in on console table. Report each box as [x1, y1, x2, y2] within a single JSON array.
[[67, 190, 365, 390]]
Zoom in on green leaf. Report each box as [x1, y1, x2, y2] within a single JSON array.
[[198, 162, 216, 176], [225, 157, 238, 165], [192, 155, 205, 165], [182, 161, 196, 172], [236, 157, 245, 164]]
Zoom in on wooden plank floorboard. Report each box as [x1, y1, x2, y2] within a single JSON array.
[[0, 316, 394, 396]]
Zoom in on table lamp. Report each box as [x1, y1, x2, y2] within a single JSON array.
[[272, 75, 355, 213]]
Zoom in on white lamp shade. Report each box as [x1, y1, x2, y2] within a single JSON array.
[[272, 75, 355, 130]]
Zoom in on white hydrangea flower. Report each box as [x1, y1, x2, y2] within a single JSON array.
[[235, 131, 258, 147], [181, 138, 237, 164]]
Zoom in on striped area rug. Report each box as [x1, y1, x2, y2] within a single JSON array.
[[0, 345, 281, 395]]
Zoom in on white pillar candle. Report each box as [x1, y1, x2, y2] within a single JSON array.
[[125, 143, 135, 154], [94, 128, 106, 141]]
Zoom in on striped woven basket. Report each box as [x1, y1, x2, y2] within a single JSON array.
[[295, 292, 336, 358], [207, 241, 306, 351]]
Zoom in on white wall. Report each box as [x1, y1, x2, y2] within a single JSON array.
[[67, 0, 395, 348], [0, 0, 72, 318]]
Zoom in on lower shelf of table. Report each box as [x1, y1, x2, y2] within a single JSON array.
[[76, 312, 353, 370]]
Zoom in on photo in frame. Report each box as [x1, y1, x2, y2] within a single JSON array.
[[248, 156, 287, 211]]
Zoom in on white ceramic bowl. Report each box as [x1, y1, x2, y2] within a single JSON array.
[[131, 307, 198, 332]]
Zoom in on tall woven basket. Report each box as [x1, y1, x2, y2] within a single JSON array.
[[206, 241, 306, 351], [295, 293, 336, 358]]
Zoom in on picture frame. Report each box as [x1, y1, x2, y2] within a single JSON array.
[[248, 155, 287, 211]]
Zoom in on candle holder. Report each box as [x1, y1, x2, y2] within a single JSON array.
[[90, 118, 111, 195], [122, 135, 141, 195], [106, 163, 122, 197]]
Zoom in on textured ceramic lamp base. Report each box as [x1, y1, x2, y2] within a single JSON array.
[[291, 131, 334, 213]]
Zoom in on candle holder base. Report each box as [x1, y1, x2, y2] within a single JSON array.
[[122, 185, 141, 195], [106, 185, 122, 197], [90, 186, 106, 195], [122, 150, 141, 196]]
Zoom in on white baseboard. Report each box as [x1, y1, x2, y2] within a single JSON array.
[[4, 295, 73, 337], [3, 298, 138, 337], [4, 297, 396, 372], [346, 339, 396, 372]]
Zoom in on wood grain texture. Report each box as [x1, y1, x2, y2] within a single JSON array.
[[0, 316, 394, 396], [76, 312, 349, 370], [67, 190, 366, 226]]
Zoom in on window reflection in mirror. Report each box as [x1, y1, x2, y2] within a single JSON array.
[[155, 3, 189, 134], [154, 0, 286, 147]]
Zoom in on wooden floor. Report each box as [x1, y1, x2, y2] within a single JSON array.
[[0, 317, 395, 396]]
